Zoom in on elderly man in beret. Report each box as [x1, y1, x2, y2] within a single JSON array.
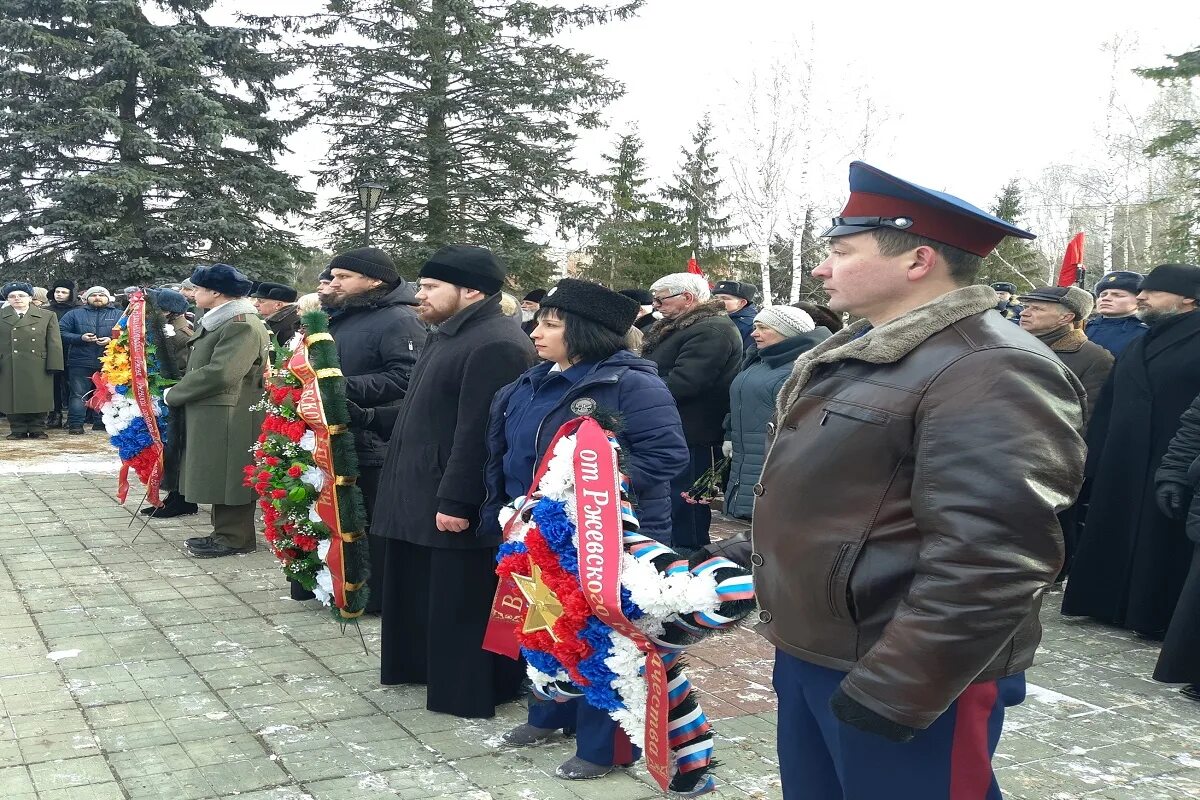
[[711, 280, 760, 349], [1085, 270, 1148, 356], [1065, 263, 1200, 639], [162, 264, 270, 558], [1, 281, 64, 439], [252, 281, 301, 346]]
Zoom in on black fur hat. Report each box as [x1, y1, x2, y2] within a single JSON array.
[[190, 263, 253, 297], [150, 289, 190, 315], [253, 281, 299, 303], [540, 279, 640, 335]]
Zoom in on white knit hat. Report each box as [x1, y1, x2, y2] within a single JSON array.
[[82, 285, 112, 301], [754, 305, 815, 338]]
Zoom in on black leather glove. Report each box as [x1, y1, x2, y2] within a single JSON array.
[[830, 686, 917, 743], [1156, 481, 1189, 520], [345, 400, 367, 428]]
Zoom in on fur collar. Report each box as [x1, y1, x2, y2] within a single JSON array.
[[642, 300, 727, 355], [1037, 325, 1087, 353], [776, 285, 997, 419], [200, 297, 258, 331]]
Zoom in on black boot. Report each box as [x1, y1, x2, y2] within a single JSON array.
[[146, 493, 198, 518], [46, 411, 62, 428]]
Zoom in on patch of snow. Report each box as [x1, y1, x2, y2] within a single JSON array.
[[204, 712, 230, 721], [258, 724, 299, 736], [47, 649, 81, 661]]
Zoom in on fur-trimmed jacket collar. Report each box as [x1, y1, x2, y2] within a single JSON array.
[[1037, 325, 1088, 353], [642, 299, 727, 356], [777, 285, 997, 418]]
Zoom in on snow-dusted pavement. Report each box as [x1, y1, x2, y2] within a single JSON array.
[[0, 440, 1198, 799]]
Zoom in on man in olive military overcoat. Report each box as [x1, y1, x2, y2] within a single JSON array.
[[163, 264, 269, 558], [1, 281, 64, 439]]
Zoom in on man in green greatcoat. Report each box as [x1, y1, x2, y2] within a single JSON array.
[[163, 264, 269, 558], [1, 281, 64, 439]]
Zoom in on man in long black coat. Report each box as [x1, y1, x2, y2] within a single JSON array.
[[372, 245, 535, 719], [1064, 263, 1200, 638]]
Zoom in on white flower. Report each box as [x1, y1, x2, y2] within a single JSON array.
[[317, 539, 331, 562], [163, 323, 175, 338], [308, 505, 323, 524], [300, 466, 326, 492], [299, 430, 316, 452], [312, 568, 334, 606]]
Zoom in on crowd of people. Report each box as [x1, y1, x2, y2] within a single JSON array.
[[2, 158, 1200, 799]]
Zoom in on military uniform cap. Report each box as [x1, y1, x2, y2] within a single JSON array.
[[822, 161, 1035, 257], [1095, 271, 1142, 296], [992, 282, 1018, 294]]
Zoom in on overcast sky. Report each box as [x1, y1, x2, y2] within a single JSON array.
[[218, 0, 1200, 247]]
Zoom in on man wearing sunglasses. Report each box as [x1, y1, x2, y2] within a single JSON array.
[[640, 272, 742, 554]]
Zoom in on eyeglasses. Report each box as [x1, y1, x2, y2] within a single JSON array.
[[651, 292, 684, 305]]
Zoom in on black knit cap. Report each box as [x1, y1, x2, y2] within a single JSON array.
[[52, 279, 75, 293], [253, 281, 299, 302], [149, 289, 190, 315], [329, 246, 399, 284], [190, 263, 253, 297], [523, 288, 547, 303], [540, 279, 640, 335], [1139, 263, 1200, 299], [618, 288, 653, 305], [419, 245, 505, 294], [318, 268, 332, 282]]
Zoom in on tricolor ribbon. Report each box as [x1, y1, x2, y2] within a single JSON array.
[[119, 291, 165, 506]]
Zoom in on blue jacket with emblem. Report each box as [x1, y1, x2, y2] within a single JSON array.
[[1085, 315, 1148, 357], [479, 350, 689, 542]]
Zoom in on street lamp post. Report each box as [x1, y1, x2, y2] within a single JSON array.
[[357, 182, 385, 245]]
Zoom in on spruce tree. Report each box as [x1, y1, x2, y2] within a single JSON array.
[[0, 1, 312, 287], [588, 129, 683, 288], [292, 0, 641, 288], [663, 114, 731, 269], [981, 179, 1043, 290], [1138, 47, 1200, 260]]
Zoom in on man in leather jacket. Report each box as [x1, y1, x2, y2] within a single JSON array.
[[703, 162, 1086, 800]]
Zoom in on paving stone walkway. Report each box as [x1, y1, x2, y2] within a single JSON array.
[[1, 460, 1199, 799]]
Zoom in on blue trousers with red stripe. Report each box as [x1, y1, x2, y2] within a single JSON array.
[[774, 649, 1025, 800], [528, 697, 640, 766]]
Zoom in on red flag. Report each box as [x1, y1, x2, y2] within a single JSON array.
[[1057, 233, 1086, 287], [686, 251, 704, 277]]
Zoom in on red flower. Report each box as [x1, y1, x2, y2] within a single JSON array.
[[266, 456, 281, 467], [271, 489, 287, 499], [293, 534, 319, 552], [287, 464, 303, 478], [257, 470, 271, 482]]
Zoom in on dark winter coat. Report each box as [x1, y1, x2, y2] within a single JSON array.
[[724, 329, 830, 519], [0, 306, 64, 414], [58, 304, 123, 370], [1085, 314, 1148, 357], [264, 304, 301, 347], [1151, 390, 1200, 683], [479, 351, 688, 542], [1036, 326, 1114, 420], [997, 300, 1024, 322], [326, 282, 427, 468], [1156, 390, 1200, 545], [633, 312, 658, 332], [1063, 309, 1200, 635], [163, 301, 270, 506], [49, 299, 77, 321], [642, 300, 743, 446], [728, 303, 759, 350], [372, 294, 536, 549]]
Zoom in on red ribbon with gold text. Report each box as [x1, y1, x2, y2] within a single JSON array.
[[120, 291, 165, 506], [287, 343, 349, 610], [572, 417, 672, 791]]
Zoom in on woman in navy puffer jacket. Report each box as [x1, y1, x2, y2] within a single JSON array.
[[480, 279, 687, 784]]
